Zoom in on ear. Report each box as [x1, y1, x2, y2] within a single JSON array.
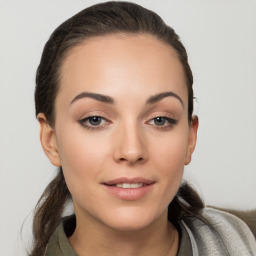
[[185, 116, 199, 165], [37, 113, 61, 167]]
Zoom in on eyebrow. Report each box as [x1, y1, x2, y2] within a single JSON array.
[[70, 92, 114, 105], [70, 91, 183, 107], [146, 91, 184, 107]]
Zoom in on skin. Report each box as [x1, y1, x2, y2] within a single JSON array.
[[38, 34, 198, 256]]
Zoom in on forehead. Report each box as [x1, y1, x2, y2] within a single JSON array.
[[57, 34, 188, 107]]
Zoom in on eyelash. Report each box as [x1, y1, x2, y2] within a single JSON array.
[[79, 116, 110, 130], [79, 116, 177, 131], [147, 116, 177, 130]]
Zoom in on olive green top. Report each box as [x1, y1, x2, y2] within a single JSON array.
[[45, 208, 256, 255], [45, 215, 192, 256]]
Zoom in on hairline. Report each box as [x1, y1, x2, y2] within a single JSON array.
[[51, 32, 189, 126]]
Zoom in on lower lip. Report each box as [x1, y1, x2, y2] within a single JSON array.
[[102, 184, 155, 201]]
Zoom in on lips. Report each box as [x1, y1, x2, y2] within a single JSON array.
[[103, 177, 155, 186], [102, 177, 155, 200]]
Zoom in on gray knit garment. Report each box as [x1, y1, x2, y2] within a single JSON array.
[[181, 207, 256, 255]]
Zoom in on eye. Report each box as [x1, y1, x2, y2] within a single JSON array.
[[79, 116, 109, 130], [87, 116, 103, 126], [153, 117, 167, 126], [148, 116, 177, 127]]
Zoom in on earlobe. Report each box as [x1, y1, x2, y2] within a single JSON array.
[[37, 113, 61, 167], [185, 116, 199, 165]]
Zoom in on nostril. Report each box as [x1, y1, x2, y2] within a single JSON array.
[[118, 157, 144, 163]]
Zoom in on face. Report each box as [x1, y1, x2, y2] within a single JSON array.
[[39, 34, 198, 231]]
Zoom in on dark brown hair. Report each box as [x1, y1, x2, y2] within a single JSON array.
[[32, 1, 204, 255]]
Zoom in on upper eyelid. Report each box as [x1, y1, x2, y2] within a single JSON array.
[[144, 111, 176, 120], [78, 111, 111, 120]]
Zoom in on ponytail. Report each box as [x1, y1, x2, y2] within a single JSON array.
[[30, 168, 70, 256], [168, 181, 206, 228]]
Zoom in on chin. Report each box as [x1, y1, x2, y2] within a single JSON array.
[[99, 206, 164, 231]]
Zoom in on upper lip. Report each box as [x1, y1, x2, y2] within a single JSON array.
[[103, 177, 155, 186]]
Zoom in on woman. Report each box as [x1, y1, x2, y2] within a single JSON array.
[[32, 1, 256, 255]]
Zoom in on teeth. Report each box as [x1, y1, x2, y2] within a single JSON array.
[[116, 183, 143, 188]]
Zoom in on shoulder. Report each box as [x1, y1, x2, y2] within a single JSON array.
[[212, 207, 256, 238], [45, 215, 77, 256], [181, 207, 256, 255], [45, 224, 64, 256]]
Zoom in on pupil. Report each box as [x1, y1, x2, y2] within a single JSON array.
[[154, 117, 165, 126], [89, 116, 101, 126]]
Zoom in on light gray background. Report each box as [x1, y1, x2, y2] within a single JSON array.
[[0, 0, 255, 255]]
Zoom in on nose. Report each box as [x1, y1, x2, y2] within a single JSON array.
[[113, 122, 148, 165]]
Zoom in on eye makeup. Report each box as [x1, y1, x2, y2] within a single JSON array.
[[79, 115, 111, 130]]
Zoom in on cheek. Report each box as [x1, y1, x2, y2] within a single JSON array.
[[149, 131, 189, 197], [150, 131, 189, 174], [56, 126, 110, 191]]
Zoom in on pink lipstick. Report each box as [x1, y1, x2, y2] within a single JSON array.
[[102, 177, 155, 200]]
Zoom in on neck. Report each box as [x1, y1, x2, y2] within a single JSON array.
[[68, 210, 179, 256]]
